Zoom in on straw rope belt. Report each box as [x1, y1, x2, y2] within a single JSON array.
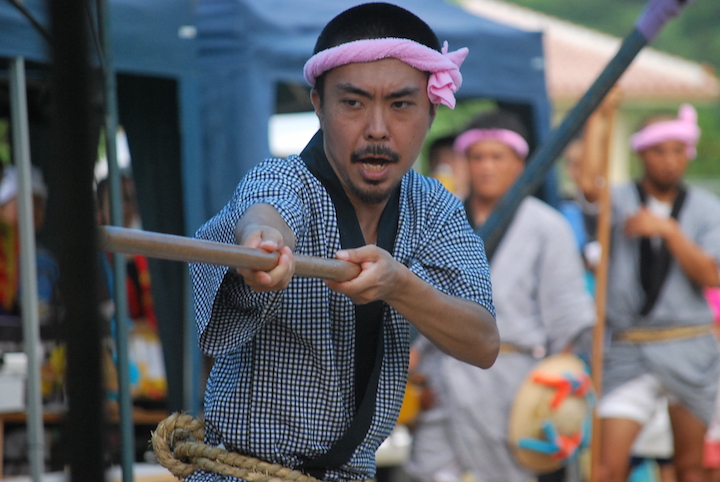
[[613, 324, 713, 343], [151, 413, 323, 482]]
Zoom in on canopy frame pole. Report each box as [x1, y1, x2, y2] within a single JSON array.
[[96, 0, 134, 479], [10, 55, 45, 482]]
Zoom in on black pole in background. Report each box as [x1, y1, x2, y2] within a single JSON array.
[[48, 0, 106, 480]]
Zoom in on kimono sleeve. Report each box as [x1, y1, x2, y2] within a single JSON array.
[[190, 158, 307, 356], [407, 198, 495, 318]]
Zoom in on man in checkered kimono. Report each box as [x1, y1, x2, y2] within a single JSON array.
[[189, 3, 498, 481]]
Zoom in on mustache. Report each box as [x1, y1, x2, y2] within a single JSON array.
[[351, 145, 400, 164]]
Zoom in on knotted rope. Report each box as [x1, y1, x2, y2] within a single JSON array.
[[151, 413, 322, 482]]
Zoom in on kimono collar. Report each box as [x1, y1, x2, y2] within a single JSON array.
[[298, 129, 400, 477], [300, 130, 400, 252]]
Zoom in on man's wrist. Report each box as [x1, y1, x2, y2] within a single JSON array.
[[385, 262, 422, 307], [661, 217, 680, 241]]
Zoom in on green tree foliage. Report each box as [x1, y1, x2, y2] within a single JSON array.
[[501, 0, 720, 69]]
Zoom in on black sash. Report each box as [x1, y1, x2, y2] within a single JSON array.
[[297, 130, 400, 479], [635, 181, 687, 316]]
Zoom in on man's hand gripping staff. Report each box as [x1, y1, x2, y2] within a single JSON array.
[[233, 204, 498, 370]]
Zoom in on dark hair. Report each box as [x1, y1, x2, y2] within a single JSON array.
[[465, 110, 530, 144], [313, 3, 440, 99], [428, 134, 457, 170]]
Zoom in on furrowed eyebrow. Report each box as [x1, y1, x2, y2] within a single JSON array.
[[334, 84, 421, 101], [386, 87, 421, 100], [335, 83, 372, 99]]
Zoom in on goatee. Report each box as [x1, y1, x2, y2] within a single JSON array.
[[348, 181, 395, 205], [647, 177, 679, 194]]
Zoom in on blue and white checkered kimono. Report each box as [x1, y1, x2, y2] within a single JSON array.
[[189, 132, 494, 482]]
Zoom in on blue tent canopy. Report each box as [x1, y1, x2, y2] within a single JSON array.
[[0, 0, 201, 413], [0, 0, 202, 234], [1, 0, 553, 413], [0, 0, 196, 77], [198, 0, 553, 218], [1, 0, 553, 237]]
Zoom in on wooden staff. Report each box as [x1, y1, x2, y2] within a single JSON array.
[[97, 225, 361, 281], [584, 90, 621, 481]]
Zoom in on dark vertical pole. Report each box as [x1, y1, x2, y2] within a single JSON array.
[[10, 56, 45, 482], [96, 0, 134, 479], [49, 0, 106, 480]]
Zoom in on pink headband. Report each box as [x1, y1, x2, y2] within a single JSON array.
[[629, 103, 701, 159], [453, 129, 529, 158], [303, 38, 469, 109]]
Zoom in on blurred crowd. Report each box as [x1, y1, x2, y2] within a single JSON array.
[[0, 156, 167, 474], [399, 98, 720, 482]]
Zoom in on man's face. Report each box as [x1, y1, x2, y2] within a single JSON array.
[[640, 139, 689, 193], [564, 139, 583, 185], [466, 139, 524, 204], [0, 199, 16, 226], [311, 58, 435, 207], [0, 196, 46, 230]]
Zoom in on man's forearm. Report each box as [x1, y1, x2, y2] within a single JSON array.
[[386, 267, 499, 368], [664, 219, 720, 287]]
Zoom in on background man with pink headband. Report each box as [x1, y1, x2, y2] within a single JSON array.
[[189, 3, 498, 481], [405, 109, 594, 482], [579, 103, 720, 481]]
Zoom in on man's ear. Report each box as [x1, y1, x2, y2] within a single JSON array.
[[311, 89, 323, 121]]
